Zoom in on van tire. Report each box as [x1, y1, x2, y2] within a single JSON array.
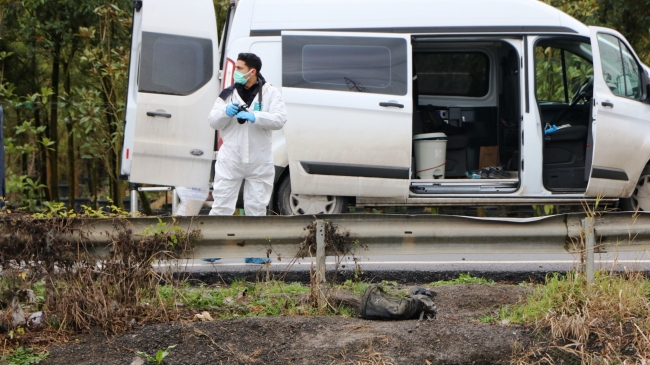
[[619, 164, 650, 211], [275, 176, 347, 215]]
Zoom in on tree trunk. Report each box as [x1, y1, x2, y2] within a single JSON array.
[[63, 51, 75, 211], [34, 108, 50, 201], [87, 159, 97, 209], [100, 74, 122, 208], [32, 41, 49, 200], [138, 191, 152, 216], [48, 37, 61, 202]]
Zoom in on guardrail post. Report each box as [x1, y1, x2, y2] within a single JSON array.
[[316, 220, 326, 308], [130, 183, 138, 217], [583, 217, 595, 283], [172, 188, 179, 215]]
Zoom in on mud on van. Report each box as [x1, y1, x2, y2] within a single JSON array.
[[120, 0, 650, 215]]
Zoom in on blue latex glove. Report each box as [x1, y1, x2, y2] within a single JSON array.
[[544, 124, 558, 135], [236, 111, 256, 123], [225, 103, 239, 117]]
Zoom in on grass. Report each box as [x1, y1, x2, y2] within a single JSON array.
[[498, 270, 650, 364], [429, 273, 494, 286], [158, 280, 318, 319], [0, 347, 48, 365]]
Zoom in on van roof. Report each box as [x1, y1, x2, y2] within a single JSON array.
[[247, 0, 589, 37]]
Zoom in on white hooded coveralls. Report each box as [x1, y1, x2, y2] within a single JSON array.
[[207, 79, 287, 216]]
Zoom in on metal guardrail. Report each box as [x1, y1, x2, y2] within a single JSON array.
[[70, 212, 650, 260]]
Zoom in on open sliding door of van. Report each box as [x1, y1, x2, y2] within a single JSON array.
[[123, 0, 219, 188], [585, 26, 650, 197], [281, 32, 413, 198]]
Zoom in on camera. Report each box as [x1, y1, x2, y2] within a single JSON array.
[[237, 103, 250, 124]]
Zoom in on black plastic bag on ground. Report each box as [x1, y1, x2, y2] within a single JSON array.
[[360, 285, 436, 320]]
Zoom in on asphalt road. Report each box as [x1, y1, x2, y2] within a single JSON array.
[[162, 250, 650, 283]]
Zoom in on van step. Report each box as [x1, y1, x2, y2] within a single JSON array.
[[410, 178, 518, 194]]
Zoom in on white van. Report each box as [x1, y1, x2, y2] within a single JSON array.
[[120, 0, 650, 215]]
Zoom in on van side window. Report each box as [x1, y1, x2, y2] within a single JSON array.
[[139, 32, 213, 96], [414, 52, 489, 97], [282, 35, 407, 95], [535, 44, 593, 103], [597, 33, 642, 100]]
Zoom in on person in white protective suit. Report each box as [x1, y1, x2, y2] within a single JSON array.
[[207, 53, 287, 216]]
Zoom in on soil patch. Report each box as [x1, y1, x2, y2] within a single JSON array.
[[43, 284, 530, 365]]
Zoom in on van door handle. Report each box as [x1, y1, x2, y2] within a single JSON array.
[[379, 102, 404, 108], [147, 111, 172, 118], [602, 101, 614, 108]]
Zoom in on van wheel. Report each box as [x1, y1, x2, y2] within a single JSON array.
[[620, 165, 650, 211], [276, 176, 347, 215]]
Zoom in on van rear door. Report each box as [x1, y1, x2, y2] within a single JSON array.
[[281, 32, 413, 198], [121, 0, 219, 188], [586, 26, 650, 197]]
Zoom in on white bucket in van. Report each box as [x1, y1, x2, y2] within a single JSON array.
[[414, 133, 447, 179]]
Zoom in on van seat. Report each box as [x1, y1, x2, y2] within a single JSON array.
[[544, 125, 587, 142]]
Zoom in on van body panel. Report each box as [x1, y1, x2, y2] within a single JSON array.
[[281, 31, 413, 198], [585, 26, 650, 197], [357, 196, 616, 206], [124, 0, 219, 189], [248, 0, 589, 37]]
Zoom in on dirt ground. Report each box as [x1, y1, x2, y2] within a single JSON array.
[[42, 284, 531, 365]]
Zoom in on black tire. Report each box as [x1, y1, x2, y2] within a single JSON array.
[[275, 175, 347, 215], [619, 164, 650, 211]]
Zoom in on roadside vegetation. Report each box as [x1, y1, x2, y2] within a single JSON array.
[[496, 270, 650, 364], [430, 273, 495, 286]]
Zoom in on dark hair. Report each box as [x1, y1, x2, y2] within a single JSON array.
[[237, 53, 262, 73]]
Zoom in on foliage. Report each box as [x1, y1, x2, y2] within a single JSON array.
[[0, 347, 48, 365], [142, 218, 187, 247], [137, 345, 177, 365], [5, 174, 46, 211]]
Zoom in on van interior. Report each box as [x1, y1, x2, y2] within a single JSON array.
[[410, 40, 522, 194], [535, 38, 594, 193], [409, 38, 594, 195]]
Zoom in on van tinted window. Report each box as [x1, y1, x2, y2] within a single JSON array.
[[415, 53, 489, 97], [139, 32, 213, 96], [282, 35, 407, 95]]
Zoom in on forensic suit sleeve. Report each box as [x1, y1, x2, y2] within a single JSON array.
[[208, 93, 234, 130], [253, 86, 287, 130]]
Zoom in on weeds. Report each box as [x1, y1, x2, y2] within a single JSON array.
[[430, 273, 494, 286], [340, 280, 370, 296], [158, 281, 318, 319], [502, 270, 650, 364], [137, 345, 176, 364], [0, 347, 48, 365], [0, 214, 199, 337]]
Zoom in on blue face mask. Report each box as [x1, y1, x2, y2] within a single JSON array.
[[233, 70, 253, 84]]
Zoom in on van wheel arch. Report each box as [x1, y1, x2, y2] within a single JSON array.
[[619, 163, 650, 211], [274, 170, 348, 215]]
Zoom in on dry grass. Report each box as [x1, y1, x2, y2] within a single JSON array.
[[0, 215, 199, 335], [330, 337, 396, 365], [503, 270, 650, 364]]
